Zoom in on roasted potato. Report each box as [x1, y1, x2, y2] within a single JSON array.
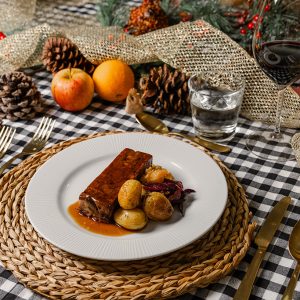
[[143, 192, 174, 221], [141, 166, 174, 184], [114, 208, 148, 230], [118, 179, 142, 209]]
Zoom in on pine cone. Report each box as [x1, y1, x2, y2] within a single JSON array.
[[0, 72, 43, 121], [42, 37, 95, 75], [139, 64, 190, 115], [124, 0, 169, 36]]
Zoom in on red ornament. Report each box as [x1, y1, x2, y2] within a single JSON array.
[[0, 32, 6, 40], [247, 22, 255, 30], [264, 4, 271, 11], [240, 28, 247, 35]]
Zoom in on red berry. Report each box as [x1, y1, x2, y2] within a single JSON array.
[[256, 31, 262, 38], [0, 32, 6, 40], [264, 4, 271, 11], [240, 28, 247, 35], [253, 14, 259, 22], [237, 17, 246, 25], [247, 22, 255, 30]]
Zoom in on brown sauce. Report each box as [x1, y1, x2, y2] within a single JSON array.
[[68, 201, 132, 236]]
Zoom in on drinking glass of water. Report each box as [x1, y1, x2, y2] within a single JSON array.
[[188, 72, 245, 141]]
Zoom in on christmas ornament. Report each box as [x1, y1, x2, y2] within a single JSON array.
[[0, 72, 43, 121], [124, 0, 169, 36], [0, 32, 6, 40], [139, 64, 190, 115], [42, 37, 95, 75], [93, 60, 135, 102]]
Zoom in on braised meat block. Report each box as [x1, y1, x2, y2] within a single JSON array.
[[79, 148, 152, 223]]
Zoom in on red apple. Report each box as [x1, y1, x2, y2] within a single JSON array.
[[51, 68, 94, 111]]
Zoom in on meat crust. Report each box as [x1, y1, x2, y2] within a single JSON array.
[[79, 148, 152, 223]]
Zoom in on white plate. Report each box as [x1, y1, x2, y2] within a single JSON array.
[[25, 132, 227, 261]]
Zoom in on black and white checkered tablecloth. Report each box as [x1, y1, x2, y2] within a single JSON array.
[[1, 2, 300, 300]]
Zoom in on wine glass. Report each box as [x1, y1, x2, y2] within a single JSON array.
[[246, 0, 300, 161]]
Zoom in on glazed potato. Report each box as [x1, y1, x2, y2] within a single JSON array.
[[141, 166, 174, 184], [118, 179, 142, 209], [114, 208, 148, 230], [143, 192, 174, 221]]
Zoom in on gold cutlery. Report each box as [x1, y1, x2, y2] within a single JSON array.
[[0, 117, 55, 176], [0, 126, 16, 159], [135, 112, 231, 153], [282, 220, 300, 300], [233, 196, 292, 300]]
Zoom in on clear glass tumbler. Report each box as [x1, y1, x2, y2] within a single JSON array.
[[188, 72, 245, 141]]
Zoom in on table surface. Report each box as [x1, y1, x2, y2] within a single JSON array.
[[1, 1, 300, 300]]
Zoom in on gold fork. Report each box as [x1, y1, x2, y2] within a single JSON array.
[[0, 126, 16, 160], [0, 117, 55, 176]]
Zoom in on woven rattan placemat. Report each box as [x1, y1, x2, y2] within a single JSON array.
[[0, 131, 255, 300]]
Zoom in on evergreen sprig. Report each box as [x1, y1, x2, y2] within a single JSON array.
[[160, 0, 182, 24], [160, 0, 233, 32], [179, 0, 232, 34], [96, 0, 131, 27]]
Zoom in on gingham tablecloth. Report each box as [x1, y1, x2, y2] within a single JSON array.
[[1, 2, 300, 300]]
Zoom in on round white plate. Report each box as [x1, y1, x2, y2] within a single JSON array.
[[25, 132, 227, 261]]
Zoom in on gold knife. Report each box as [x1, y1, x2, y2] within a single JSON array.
[[233, 196, 292, 300]]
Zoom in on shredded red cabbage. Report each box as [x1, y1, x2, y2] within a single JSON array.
[[143, 179, 195, 215]]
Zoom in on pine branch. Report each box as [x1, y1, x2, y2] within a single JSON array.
[[160, 0, 182, 24], [96, 0, 131, 27], [178, 0, 233, 33]]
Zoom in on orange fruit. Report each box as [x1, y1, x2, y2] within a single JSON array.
[[92, 60, 135, 102]]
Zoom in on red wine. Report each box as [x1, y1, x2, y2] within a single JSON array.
[[255, 40, 300, 86]]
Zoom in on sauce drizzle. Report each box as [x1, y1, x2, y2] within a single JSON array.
[[68, 201, 131, 236]]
